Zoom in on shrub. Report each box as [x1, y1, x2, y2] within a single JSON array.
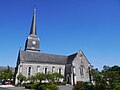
[[22, 83, 27, 87], [73, 81, 84, 90], [48, 84, 59, 90], [114, 84, 120, 90], [73, 81, 94, 90], [38, 85, 48, 90], [37, 84, 59, 90], [24, 82, 59, 90], [17, 74, 26, 86], [25, 83, 32, 89], [32, 82, 41, 89]]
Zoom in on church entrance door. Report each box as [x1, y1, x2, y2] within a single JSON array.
[[66, 74, 71, 84]]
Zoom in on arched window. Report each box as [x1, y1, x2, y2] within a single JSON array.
[[37, 66, 40, 73], [59, 68, 62, 75], [19, 65, 22, 74], [52, 67, 55, 73], [79, 55, 83, 63], [80, 56, 82, 60], [80, 65, 84, 76], [28, 67, 32, 76], [45, 68, 48, 74]]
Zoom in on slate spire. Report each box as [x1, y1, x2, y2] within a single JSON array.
[[30, 7, 36, 35], [25, 6, 40, 52]]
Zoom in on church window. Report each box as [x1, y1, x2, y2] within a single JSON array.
[[45, 68, 47, 74], [52, 67, 55, 73], [59, 68, 62, 75], [80, 55, 83, 63], [80, 56, 82, 60], [80, 67, 84, 76], [37, 66, 40, 73], [28, 67, 32, 76], [19, 65, 22, 74]]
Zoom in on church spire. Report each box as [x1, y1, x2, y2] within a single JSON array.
[[25, 6, 40, 52], [30, 7, 36, 35]]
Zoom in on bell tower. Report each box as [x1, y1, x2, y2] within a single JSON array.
[[25, 8, 40, 52]]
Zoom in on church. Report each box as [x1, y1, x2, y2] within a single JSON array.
[[14, 8, 92, 85]]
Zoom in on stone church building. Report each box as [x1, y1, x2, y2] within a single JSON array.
[[14, 8, 92, 85]]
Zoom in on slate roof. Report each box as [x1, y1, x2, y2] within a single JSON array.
[[19, 50, 68, 65], [67, 53, 77, 64], [66, 50, 91, 64], [18, 50, 90, 65]]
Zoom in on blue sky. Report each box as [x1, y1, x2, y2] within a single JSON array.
[[0, 0, 120, 70]]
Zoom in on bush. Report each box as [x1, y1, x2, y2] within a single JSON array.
[[22, 83, 27, 87], [47, 84, 59, 90], [32, 82, 41, 89], [73, 81, 94, 90], [73, 81, 84, 90], [37, 84, 59, 90], [51, 84, 59, 90], [38, 85, 48, 90], [25, 83, 32, 89], [24, 82, 59, 90], [114, 84, 120, 90]]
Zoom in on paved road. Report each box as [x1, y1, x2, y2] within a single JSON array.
[[0, 87, 32, 90], [0, 87, 8, 90], [59, 85, 73, 90], [0, 85, 31, 90], [0, 85, 73, 90]]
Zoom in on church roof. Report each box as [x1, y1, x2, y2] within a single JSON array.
[[19, 50, 68, 65], [67, 53, 77, 64], [67, 50, 91, 64], [18, 50, 90, 65]]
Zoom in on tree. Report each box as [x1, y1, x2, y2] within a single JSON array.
[[102, 65, 120, 89], [103, 65, 110, 72], [17, 74, 26, 86], [53, 73, 64, 82], [35, 73, 46, 82], [90, 65, 120, 90], [0, 72, 3, 80], [46, 73, 54, 83], [90, 68, 106, 90], [0, 65, 13, 80], [28, 75, 36, 83]]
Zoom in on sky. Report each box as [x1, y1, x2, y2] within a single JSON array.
[[0, 0, 120, 70]]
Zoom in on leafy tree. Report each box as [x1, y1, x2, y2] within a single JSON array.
[[91, 68, 100, 84], [90, 65, 120, 90], [35, 73, 46, 82], [28, 75, 36, 83], [5, 65, 11, 73], [102, 65, 120, 89], [0, 65, 13, 80], [17, 74, 26, 86], [90, 68, 106, 90], [35, 72, 64, 83], [53, 73, 64, 82], [0, 72, 3, 80], [46, 73, 54, 83], [103, 65, 110, 72]]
